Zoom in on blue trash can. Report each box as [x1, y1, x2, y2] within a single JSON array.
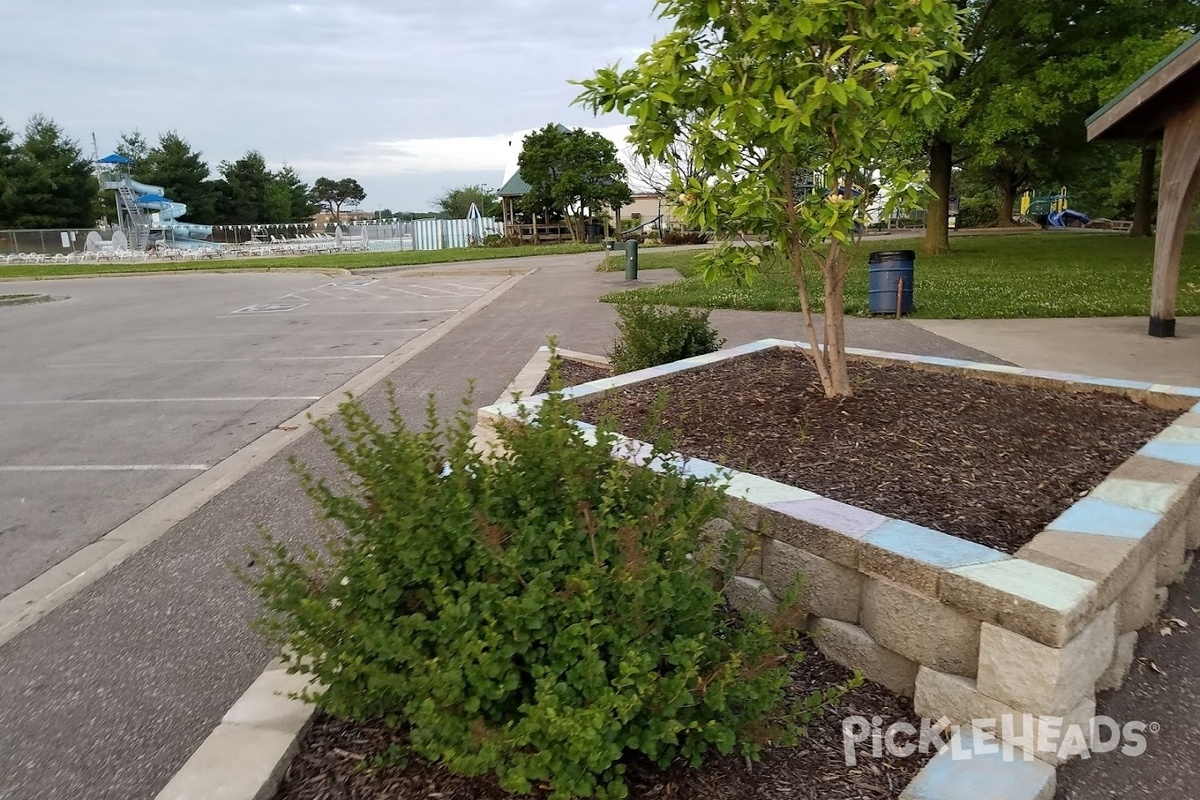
[[868, 250, 915, 315]]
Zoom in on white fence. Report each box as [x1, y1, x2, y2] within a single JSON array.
[[0, 217, 506, 262]]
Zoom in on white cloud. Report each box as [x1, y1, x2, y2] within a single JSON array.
[[293, 124, 635, 185]]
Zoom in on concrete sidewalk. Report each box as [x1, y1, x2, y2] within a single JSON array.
[[0, 252, 1001, 800], [911, 316, 1200, 386]]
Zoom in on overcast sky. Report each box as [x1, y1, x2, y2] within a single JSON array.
[[1, 1, 669, 211]]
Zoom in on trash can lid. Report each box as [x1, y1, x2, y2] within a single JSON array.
[[868, 249, 916, 262]]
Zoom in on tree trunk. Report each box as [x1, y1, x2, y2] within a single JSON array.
[[995, 168, 1019, 227], [923, 139, 953, 255], [822, 270, 851, 397], [1131, 143, 1156, 237]]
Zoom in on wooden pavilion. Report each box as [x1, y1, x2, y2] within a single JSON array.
[[1087, 32, 1200, 338], [496, 171, 575, 245]]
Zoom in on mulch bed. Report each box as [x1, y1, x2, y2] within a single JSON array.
[[575, 348, 1183, 554], [275, 637, 929, 800], [534, 357, 613, 395]]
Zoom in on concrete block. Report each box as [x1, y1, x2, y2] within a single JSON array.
[[1109, 454, 1200, 494], [1140, 440, 1200, 467], [1089, 477, 1186, 514], [1153, 587, 1170, 619], [222, 669, 317, 734], [860, 520, 1009, 596], [976, 604, 1116, 717], [1017, 530, 1141, 611], [1156, 521, 1189, 586], [699, 519, 761, 579], [1096, 631, 1139, 692], [153, 723, 305, 800], [900, 726, 1056, 800], [939, 559, 1096, 648], [813, 618, 919, 697], [1047, 498, 1163, 540], [724, 497, 762, 532], [1118, 559, 1159, 633], [762, 539, 863, 623], [725, 576, 777, 617], [861, 578, 981, 677], [1188, 495, 1200, 550], [762, 498, 886, 568], [914, 667, 1096, 767]]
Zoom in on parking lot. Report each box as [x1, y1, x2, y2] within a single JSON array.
[[0, 270, 508, 597]]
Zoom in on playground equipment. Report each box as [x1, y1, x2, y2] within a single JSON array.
[[95, 154, 217, 250], [1019, 187, 1092, 228]]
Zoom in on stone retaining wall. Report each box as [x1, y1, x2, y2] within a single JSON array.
[[478, 340, 1200, 765]]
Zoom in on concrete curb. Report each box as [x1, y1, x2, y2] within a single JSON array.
[[0, 292, 52, 306], [0, 270, 532, 649], [153, 660, 319, 800]]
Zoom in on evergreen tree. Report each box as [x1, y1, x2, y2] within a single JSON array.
[[5, 115, 98, 228], [275, 165, 317, 222], [215, 150, 272, 224], [141, 131, 219, 225], [0, 118, 18, 226]]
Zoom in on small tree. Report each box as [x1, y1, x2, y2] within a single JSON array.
[[312, 176, 367, 221], [435, 183, 501, 219], [578, 0, 963, 398], [517, 125, 632, 242]]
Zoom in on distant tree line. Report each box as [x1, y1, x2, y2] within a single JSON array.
[[0, 115, 372, 229]]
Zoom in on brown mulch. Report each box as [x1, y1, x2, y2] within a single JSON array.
[[575, 348, 1183, 554], [275, 638, 928, 800], [534, 357, 613, 395]]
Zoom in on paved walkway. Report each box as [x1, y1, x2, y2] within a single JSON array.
[[0, 252, 1002, 800], [911, 317, 1200, 386]]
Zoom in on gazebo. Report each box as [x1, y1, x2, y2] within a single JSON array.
[[496, 171, 574, 245], [1087, 32, 1200, 338]]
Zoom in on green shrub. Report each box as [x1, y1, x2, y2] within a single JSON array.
[[661, 231, 710, 245], [956, 194, 1000, 229], [247, 383, 830, 799], [609, 300, 726, 374]]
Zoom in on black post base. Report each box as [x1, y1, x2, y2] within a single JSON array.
[[1148, 316, 1176, 338]]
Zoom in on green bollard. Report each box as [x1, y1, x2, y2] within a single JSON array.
[[624, 239, 639, 280]]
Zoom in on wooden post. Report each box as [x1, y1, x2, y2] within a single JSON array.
[[1149, 102, 1200, 337], [895, 278, 904, 320], [532, 209, 539, 245]]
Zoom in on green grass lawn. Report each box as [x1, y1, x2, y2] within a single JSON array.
[[0, 243, 601, 280], [600, 232, 1200, 319]]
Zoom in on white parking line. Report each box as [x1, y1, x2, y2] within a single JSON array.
[[445, 282, 488, 292], [410, 284, 471, 296], [218, 310, 459, 317], [382, 287, 432, 297], [345, 287, 392, 299], [0, 465, 210, 472], [48, 356, 386, 368], [142, 329, 429, 339], [0, 397, 322, 406]]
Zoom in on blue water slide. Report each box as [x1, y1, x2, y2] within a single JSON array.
[[124, 177, 217, 248]]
